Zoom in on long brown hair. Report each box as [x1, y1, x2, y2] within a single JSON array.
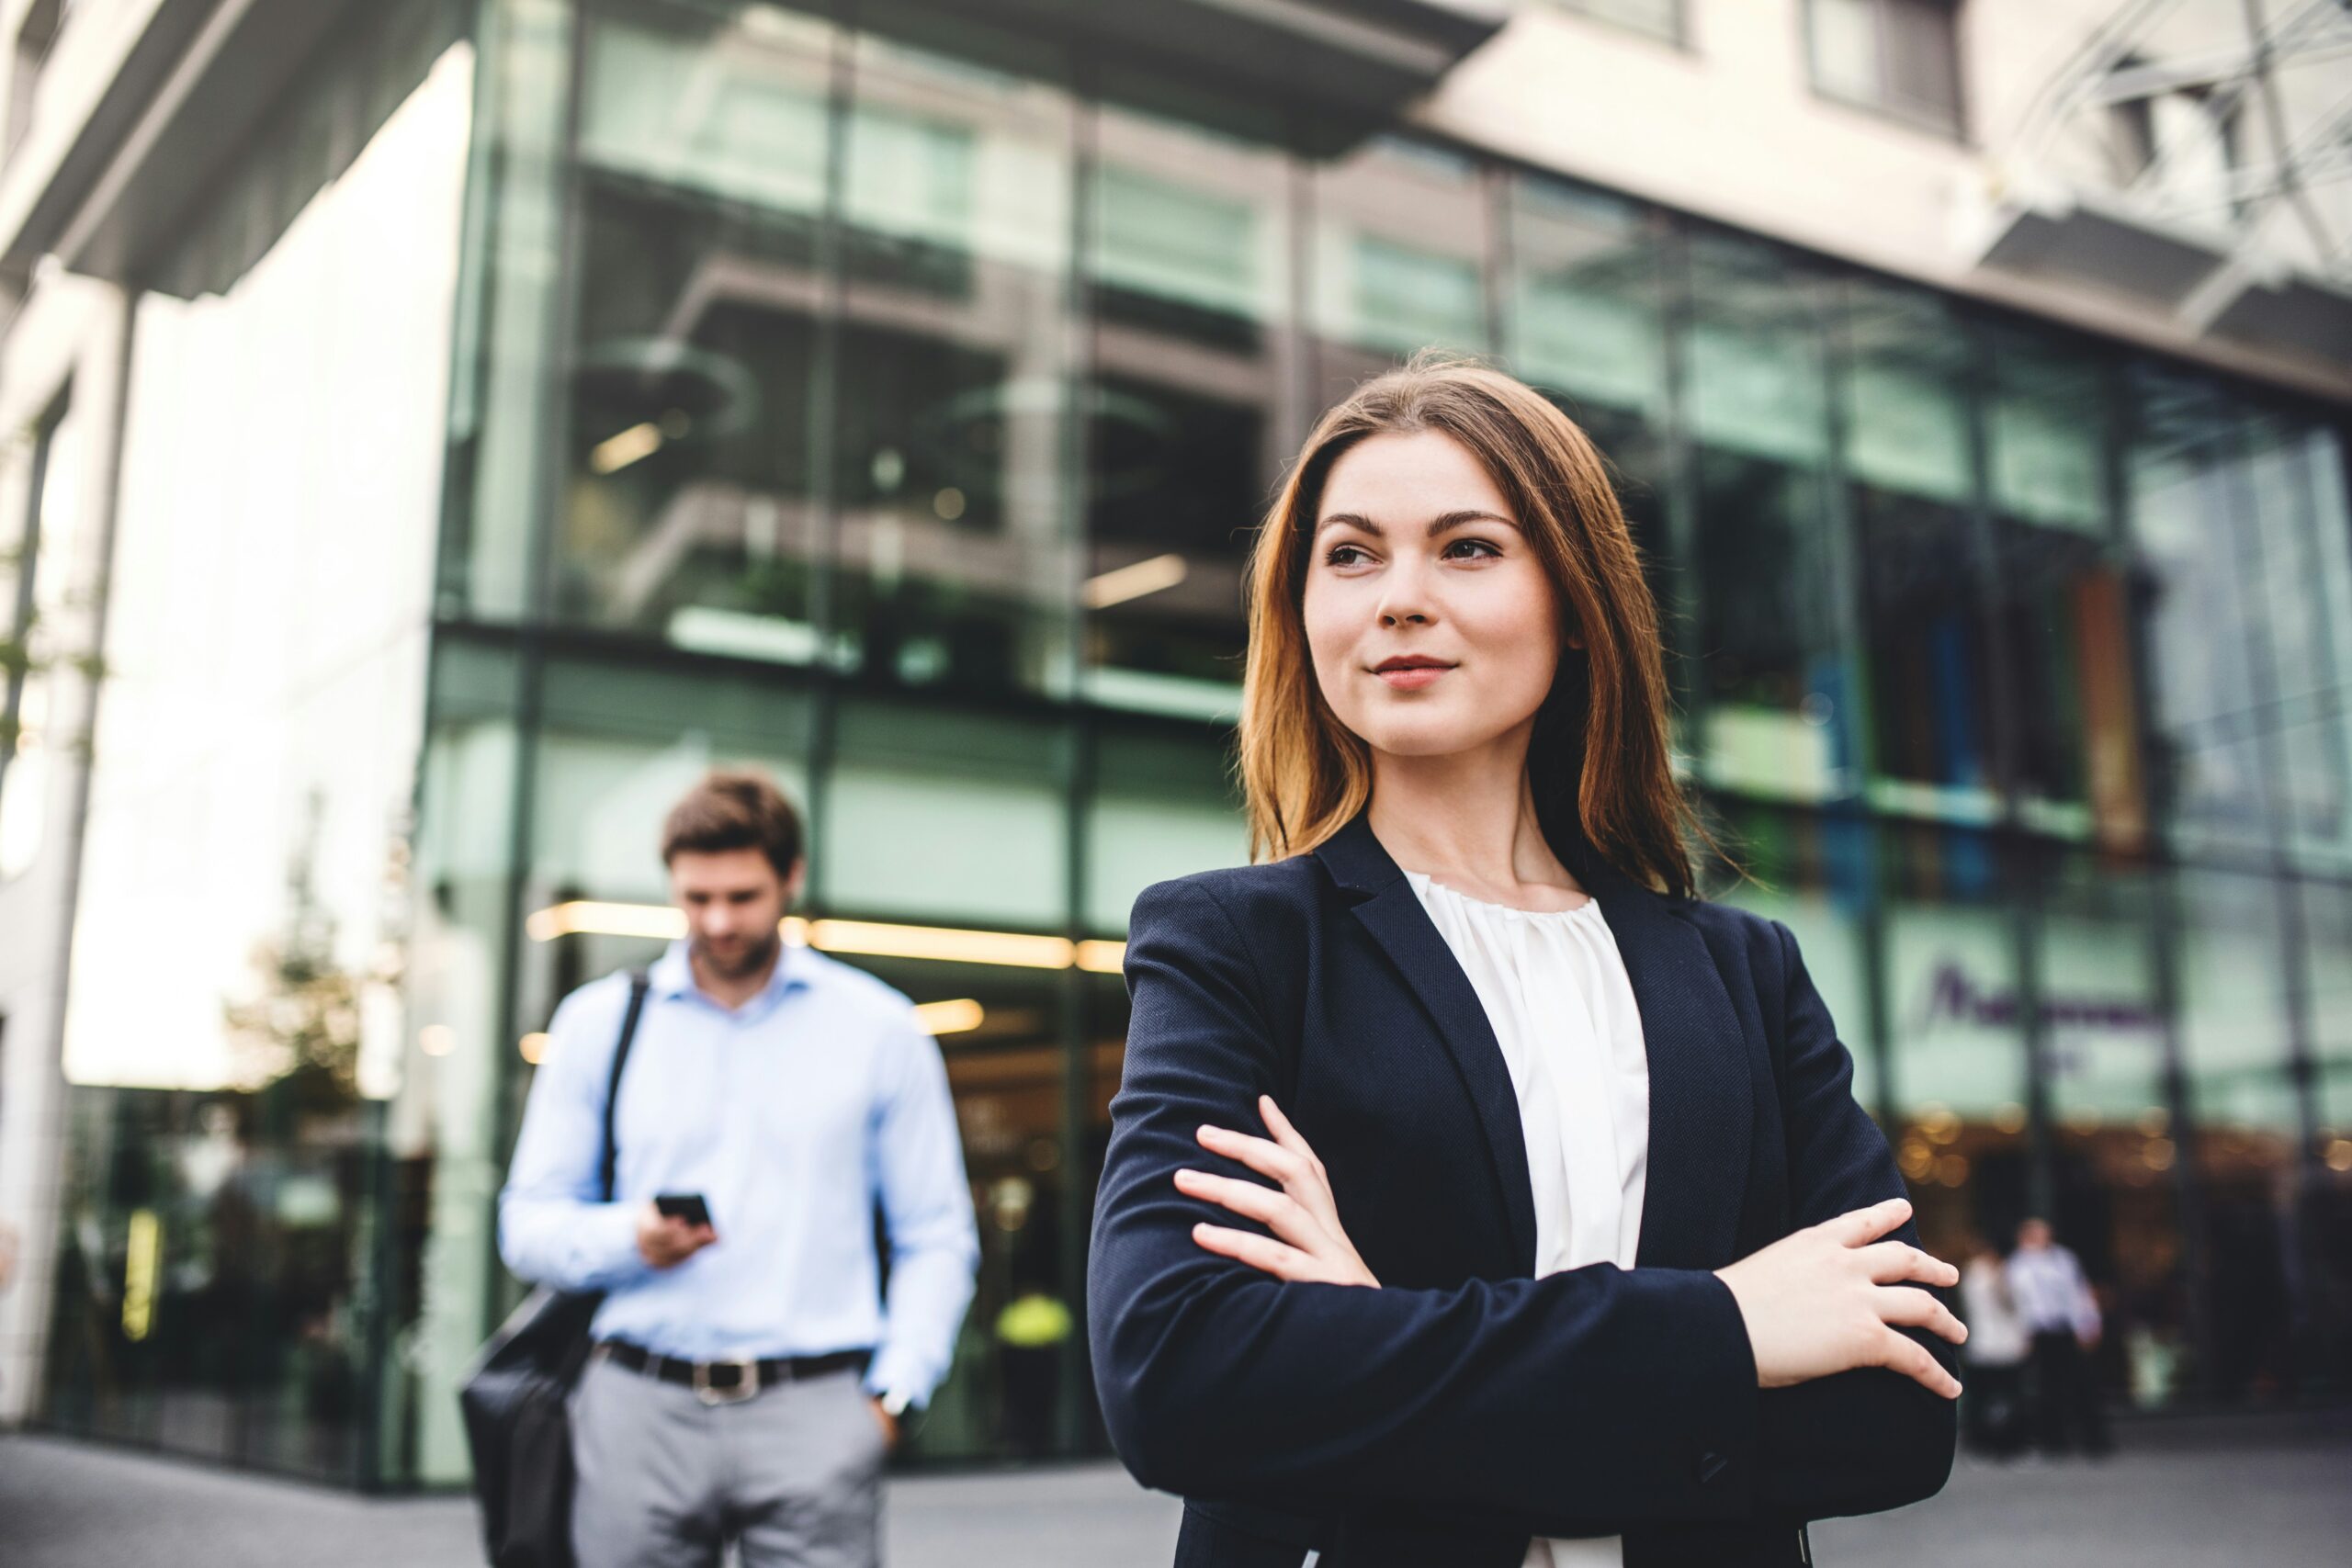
[[1236, 353, 1724, 900]]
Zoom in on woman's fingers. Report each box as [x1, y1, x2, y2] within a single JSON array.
[[1874, 1325, 1963, 1399], [1197, 1122, 1310, 1190], [1174, 1168, 1323, 1250], [1857, 1240, 1960, 1289], [1877, 1285, 1970, 1347], [1820, 1196, 1913, 1249], [1258, 1097, 1329, 1179], [1191, 1222, 1317, 1280]]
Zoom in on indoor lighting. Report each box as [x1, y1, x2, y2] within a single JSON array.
[[913, 998, 985, 1035], [589, 421, 664, 475], [419, 1024, 456, 1057], [808, 918, 1070, 970], [526, 899, 1130, 975], [526, 901, 688, 942], [1082, 553, 1188, 610]]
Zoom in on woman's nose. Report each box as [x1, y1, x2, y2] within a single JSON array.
[[1375, 564, 1435, 626]]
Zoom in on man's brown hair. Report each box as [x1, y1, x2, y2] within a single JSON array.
[[662, 770, 805, 879]]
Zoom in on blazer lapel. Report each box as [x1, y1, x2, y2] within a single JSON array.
[[1316, 807, 1755, 1277], [1578, 857, 1755, 1271], [1317, 814, 1539, 1273]]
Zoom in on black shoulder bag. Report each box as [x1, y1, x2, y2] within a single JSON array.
[[459, 969, 650, 1568]]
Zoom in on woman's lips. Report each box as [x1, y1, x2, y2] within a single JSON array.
[[1375, 664, 1452, 691]]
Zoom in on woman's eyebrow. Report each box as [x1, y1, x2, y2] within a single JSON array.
[[1314, 509, 1520, 538]]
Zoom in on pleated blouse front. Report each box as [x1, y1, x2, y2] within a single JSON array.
[[1402, 871, 1653, 1568]]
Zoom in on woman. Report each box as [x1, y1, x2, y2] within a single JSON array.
[[1958, 1236, 2030, 1458], [1087, 357, 1964, 1568]]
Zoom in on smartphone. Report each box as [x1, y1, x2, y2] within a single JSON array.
[[653, 1192, 713, 1229]]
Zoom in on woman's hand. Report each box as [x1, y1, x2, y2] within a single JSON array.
[[1176, 1096, 1379, 1287], [1713, 1196, 1968, 1399]]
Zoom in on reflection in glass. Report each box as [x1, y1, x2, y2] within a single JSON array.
[[1310, 135, 1492, 396], [1842, 282, 1993, 820], [1503, 177, 1679, 677], [1683, 235, 1849, 803], [1080, 106, 1295, 722], [2127, 367, 2277, 854], [1983, 329, 2145, 848], [565, 8, 834, 659]]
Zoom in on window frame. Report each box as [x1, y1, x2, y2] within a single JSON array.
[[1800, 0, 1970, 145], [1552, 0, 1690, 50]]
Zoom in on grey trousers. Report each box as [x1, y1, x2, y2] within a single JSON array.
[[569, 1354, 887, 1568]]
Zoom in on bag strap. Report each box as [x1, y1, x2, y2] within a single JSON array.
[[598, 969, 652, 1203]]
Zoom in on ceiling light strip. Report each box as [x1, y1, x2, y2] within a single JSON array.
[[526, 900, 1128, 974]]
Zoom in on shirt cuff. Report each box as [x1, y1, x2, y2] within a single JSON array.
[[575, 1201, 648, 1288], [863, 1352, 937, 1411]]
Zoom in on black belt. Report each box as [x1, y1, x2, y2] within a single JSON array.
[[594, 1340, 871, 1405]]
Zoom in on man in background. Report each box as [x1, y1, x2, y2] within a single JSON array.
[[2008, 1216, 2111, 1458], [501, 769, 978, 1567]]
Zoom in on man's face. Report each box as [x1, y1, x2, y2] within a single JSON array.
[[2018, 1219, 2052, 1252], [668, 847, 799, 980]]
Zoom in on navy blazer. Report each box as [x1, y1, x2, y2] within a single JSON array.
[[1087, 810, 1956, 1568]]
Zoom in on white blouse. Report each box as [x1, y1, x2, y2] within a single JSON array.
[[1402, 872, 1653, 1568]]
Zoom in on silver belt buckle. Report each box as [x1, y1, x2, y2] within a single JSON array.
[[693, 1357, 762, 1405]]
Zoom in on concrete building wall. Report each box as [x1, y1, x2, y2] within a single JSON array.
[[1419, 0, 2352, 402]]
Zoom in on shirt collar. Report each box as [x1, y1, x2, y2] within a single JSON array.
[[650, 938, 811, 1014]]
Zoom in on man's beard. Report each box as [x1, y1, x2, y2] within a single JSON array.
[[692, 928, 783, 980]]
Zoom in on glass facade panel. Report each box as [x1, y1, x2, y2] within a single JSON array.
[[2128, 366, 2278, 855], [2040, 853, 2182, 1408], [563, 6, 836, 657], [1878, 822, 2029, 1260], [2173, 864, 2299, 1399], [1983, 329, 2144, 846], [42, 15, 471, 1480], [828, 33, 1080, 699], [1843, 282, 1996, 818], [1682, 235, 1849, 803], [1310, 136, 1492, 392], [1086, 723, 1250, 935], [1080, 104, 1296, 724], [1503, 178, 1677, 682]]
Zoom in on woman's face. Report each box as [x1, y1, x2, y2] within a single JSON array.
[[1302, 429, 1570, 761]]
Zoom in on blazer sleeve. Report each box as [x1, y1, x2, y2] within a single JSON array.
[[1748, 918, 1960, 1520], [1087, 876, 1765, 1524]]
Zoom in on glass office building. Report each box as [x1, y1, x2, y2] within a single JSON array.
[[28, 0, 2352, 1486]]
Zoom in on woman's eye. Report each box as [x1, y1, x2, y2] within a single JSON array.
[[1324, 544, 1370, 567], [1444, 537, 1501, 559]]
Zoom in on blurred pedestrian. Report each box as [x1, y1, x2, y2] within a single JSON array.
[[499, 770, 979, 1568], [2009, 1216, 2110, 1457], [1958, 1236, 2029, 1458]]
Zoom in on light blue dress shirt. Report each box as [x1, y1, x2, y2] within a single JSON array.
[[499, 940, 979, 1407]]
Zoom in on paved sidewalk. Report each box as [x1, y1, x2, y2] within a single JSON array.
[[3, 1411, 2346, 1567]]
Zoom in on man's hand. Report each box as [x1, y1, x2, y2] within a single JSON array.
[[635, 1202, 718, 1269], [867, 1396, 901, 1450]]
